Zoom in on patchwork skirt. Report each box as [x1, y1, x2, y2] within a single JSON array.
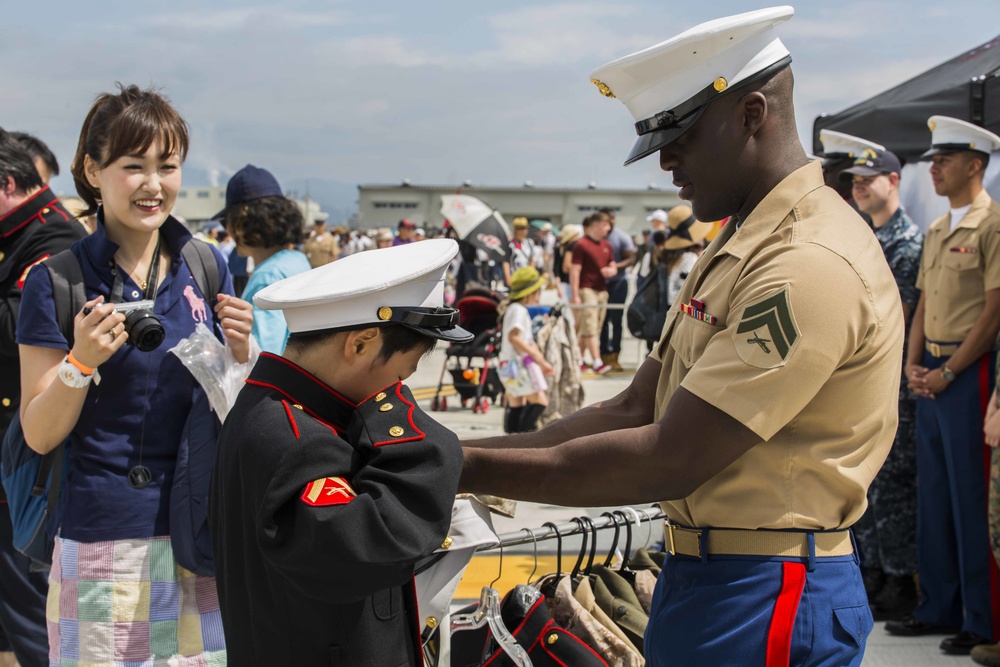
[[47, 535, 227, 666]]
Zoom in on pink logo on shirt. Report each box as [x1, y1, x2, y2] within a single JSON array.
[[183, 285, 208, 323]]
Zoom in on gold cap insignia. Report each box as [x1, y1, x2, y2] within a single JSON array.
[[971, 142, 976, 148], [590, 79, 615, 98], [375, 392, 387, 401], [389, 426, 404, 437], [379, 403, 394, 412], [378, 307, 392, 321], [928, 119, 936, 131], [713, 77, 728, 92], [441, 536, 453, 549]]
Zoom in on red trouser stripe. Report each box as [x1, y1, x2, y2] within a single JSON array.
[[978, 355, 1000, 641], [765, 562, 807, 667]]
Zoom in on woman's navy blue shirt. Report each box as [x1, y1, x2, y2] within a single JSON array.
[[16, 215, 233, 542]]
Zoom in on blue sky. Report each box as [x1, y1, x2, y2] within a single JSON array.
[[3, 1, 999, 212]]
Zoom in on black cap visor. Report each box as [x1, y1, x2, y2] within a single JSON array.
[[919, 143, 989, 161], [403, 323, 473, 343], [839, 165, 888, 180], [623, 55, 792, 167], [381, 306, 474, 343], [624, 105, 709, 166]]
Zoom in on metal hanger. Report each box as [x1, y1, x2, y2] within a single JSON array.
[[521, 528, 539, 586]]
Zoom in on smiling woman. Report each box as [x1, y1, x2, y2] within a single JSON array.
[[16, 84, 255, 666]]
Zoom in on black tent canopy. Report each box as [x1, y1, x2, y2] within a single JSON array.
[[813, 35, 1000, 164]]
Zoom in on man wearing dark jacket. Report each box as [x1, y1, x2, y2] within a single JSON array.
[[0, 129, 86, 667]]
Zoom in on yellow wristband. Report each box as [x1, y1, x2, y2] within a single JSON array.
[[67, 351, 94, 376]]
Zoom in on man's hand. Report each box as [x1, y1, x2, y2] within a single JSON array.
[[906, 363, 934, 398], [921, 368, 951, 397], [986, 391, 1000, 447], [600, 265, 617, 279]]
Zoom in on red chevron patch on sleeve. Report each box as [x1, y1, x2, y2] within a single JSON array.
[[300, 476, 357, 507]]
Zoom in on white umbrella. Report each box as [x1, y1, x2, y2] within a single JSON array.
[[440, 195, 511, 262]]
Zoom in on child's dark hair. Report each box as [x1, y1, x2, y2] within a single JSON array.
[[285, 325, 436, 368], [71, 84, 190, 217], [225, 196, 305, 249]]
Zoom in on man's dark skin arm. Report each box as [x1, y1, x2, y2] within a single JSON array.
[[460, 358, 760, 506]]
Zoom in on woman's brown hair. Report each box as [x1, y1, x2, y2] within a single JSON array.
[[71, 84, 190, 217]]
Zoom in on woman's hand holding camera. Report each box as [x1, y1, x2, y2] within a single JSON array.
[[72, 296, 128, 369], [215, 294, 254, 363]]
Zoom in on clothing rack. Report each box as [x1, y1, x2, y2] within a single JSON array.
[[479, 505, 666, 551]]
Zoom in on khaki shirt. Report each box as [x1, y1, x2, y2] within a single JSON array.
[[916, 189, 1000, 342], [303, 231, 339, 268], [650, 161, 904, 531]]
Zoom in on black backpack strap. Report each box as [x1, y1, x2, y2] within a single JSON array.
[[33, 251, 85, 518], [42, 250, 86, 348], [181, 240, 222, 312]]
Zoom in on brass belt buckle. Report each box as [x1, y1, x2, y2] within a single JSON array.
[[667, 522, 677, 556], [927, 342, 940, 357]]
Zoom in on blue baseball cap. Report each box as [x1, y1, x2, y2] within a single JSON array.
[[213, 164, 283, 219]]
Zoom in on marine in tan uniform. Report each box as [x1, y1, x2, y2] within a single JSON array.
[[887, 116, 1000, 655], [460, 8, 903, 666], [302, 215, 339, 268]]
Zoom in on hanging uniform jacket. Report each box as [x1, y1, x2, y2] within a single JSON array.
[[210, 353, 463, 665]]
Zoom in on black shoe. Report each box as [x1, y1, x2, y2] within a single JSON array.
[[871, 575, 917, 621], [885, 616, 960, 637], [940, 631, 992, 655]]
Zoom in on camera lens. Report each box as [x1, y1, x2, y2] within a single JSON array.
[[124, 309, 165, 352]]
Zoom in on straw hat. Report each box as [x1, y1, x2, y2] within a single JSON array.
[[508, 267, 547, 301], [374, 228, 393, 244], [664, 205, 713, 250], [558, 224, 583, 246]]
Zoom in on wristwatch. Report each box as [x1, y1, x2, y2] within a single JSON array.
[[940, 365, 956, 383], [58, 354, 98, 388]]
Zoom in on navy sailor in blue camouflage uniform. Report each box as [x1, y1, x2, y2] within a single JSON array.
[[839, 146, 923, 619], [210, 239, 472, 666]]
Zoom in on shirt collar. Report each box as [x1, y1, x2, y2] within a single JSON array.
[[246, 353, 356, 432], [82, 208, 195, 266], [955, 188, 993, 230], [0, 186, 61, 239], [873, 206, 906, 242], [718, 161, 826, 260]]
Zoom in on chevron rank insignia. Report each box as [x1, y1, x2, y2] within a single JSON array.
[[301, 477, 357, 507], [734, 286, 799, 368]]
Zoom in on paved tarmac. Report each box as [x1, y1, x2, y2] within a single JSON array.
[[406, 329, 978, 666]]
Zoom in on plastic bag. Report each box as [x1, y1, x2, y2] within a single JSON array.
[[169, 323, 260, 422]]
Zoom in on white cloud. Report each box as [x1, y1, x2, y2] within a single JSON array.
[[146, 6, 354, 32]]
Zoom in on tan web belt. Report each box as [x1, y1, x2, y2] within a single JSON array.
[[925, 341, 961, 357], [665, 524, 854, 558]]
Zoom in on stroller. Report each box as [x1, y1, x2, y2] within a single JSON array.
[[430, 287, 505, 413]]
